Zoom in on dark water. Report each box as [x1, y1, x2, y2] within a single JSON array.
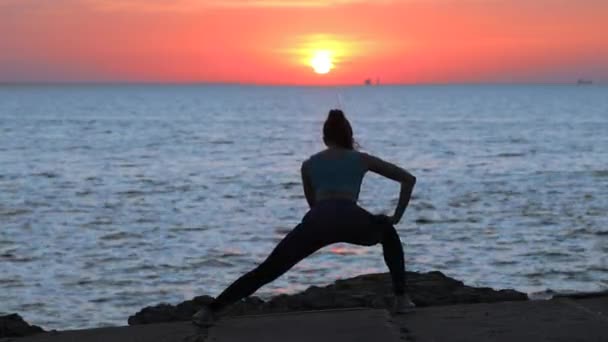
[[0, 85, 607, 329]]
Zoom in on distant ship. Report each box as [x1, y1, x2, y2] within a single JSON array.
[[577, 79, 593, 85], [364, 77, 380, 86]]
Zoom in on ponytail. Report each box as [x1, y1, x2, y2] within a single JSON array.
[[323, 109, 356, 150]]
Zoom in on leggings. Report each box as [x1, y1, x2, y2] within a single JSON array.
[[209, 199, 407, 312]]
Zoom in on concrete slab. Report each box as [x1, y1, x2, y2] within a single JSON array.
[[569, 297, 608, 322], [3, 321, 202, 342], [393, 298, 608, 342], [6, 308, 399, 342], [206, 308, 400, 342], [8, 298, 607, 342]]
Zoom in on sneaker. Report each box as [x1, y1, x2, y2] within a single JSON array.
[[192, 305, 216, 327], [393, 294, 416, 314]]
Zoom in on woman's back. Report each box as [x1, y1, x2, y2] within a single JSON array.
[[304, 149, 366, 201]]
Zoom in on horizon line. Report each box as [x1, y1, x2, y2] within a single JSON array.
[[0, 81, 603, 87]]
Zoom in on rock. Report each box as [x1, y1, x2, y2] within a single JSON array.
[[127, 295, 214, 325], [0, 313, 45, 338], [128, 271, 528, 325]]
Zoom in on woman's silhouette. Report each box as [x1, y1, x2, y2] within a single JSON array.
[[193, 109, 417, 326]]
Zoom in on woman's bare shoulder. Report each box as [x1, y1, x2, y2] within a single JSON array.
[[302, 150, 326, 169]]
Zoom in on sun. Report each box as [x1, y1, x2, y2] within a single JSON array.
[[310, 50, 334, 74]]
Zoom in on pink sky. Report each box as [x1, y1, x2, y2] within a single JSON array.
[[0, 0, 606, 84]]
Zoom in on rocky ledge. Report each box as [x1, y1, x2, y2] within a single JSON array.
[[0, 314, 45, 338], [128, 271, 527, 325]]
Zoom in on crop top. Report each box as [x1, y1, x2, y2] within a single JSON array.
[[306, 150, 366, 200]]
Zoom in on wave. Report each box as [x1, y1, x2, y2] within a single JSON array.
[[495, 152, 526, 158], [32, 171, 59, 178], [592, 170, 608, 177], [99, 231, 144, 241], [0, 208, 31, 217], [414, 217, 480, 224]]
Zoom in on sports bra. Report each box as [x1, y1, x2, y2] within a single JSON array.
[[306, 150, 366, 199]]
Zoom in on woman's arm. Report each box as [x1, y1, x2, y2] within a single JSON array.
[[362, 153, 416, 224], [301, 161, 315, 208]]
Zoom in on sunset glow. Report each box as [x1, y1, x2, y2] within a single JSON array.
[[287, 34, 362, 76], [0, 0, 607, 84], [311, 51, 334, 74]]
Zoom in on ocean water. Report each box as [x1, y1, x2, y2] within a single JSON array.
[[0, 84, 607, 329]]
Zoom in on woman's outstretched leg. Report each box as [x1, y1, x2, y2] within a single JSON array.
[[208, 222, 325, 313]]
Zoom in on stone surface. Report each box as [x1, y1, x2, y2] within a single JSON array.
[[0, 313, 45, 338], [128, 271, 527, 325], [11, 297, 608, 342], [207, 309, 401, 342], [393, 297, 608, 342]]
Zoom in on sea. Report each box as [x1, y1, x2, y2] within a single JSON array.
[[1, 84, 607, 329]]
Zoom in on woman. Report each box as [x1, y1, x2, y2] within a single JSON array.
[[193, 109, 417, 326]]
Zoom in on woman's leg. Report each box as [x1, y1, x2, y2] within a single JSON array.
[[341, 211, 407, 296], [377, 220, 406, 296], [207, 203, 408, 312], [209, 221, 326, 312]]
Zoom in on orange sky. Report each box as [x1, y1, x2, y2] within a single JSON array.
[[0, 0, 606, 84]]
